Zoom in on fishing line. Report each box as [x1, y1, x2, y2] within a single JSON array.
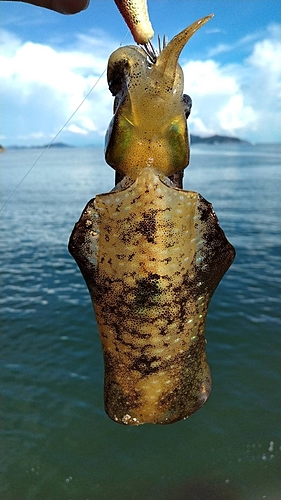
[[0, 31, 130, 214], [0, 71, 106, 213]]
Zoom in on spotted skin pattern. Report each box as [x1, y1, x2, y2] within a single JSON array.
[[69, 169, 234, 425], [114, 0, 154, 44], [69, 16, 235, 425]]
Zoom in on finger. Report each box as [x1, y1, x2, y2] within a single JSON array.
[[21, 0, 89, 14]]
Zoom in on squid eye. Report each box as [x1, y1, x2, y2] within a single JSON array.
[[108, 74, 123, 96], [183, 94, 192, 119], [108, 58, 130, 96]]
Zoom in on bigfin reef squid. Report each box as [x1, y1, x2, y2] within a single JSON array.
[[69, 14, 235, 425]]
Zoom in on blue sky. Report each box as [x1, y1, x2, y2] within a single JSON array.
[[1, 0, 280, 146]]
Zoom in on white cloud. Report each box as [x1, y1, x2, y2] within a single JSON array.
[[247, 24, 281, 77], [218, 94, 257, 131], [183, 23, 281, 142], [0, 24, 280, 146], [207, 32, 260, 58], [67, 124, 89, 135], [183, 60, 238, 95], [0, 29, 114, 146]]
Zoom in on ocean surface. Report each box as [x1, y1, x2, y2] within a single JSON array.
[[0, 144, 280, 500]]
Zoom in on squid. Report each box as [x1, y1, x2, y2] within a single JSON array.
[[69, 14, 235, 425]]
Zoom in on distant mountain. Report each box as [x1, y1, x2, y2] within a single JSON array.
[[33, 142, 74, 149], [190, 134, 249, 145], [7, 142, 74, 150]]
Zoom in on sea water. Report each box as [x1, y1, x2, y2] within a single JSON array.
[[1, 144, 280, 500]]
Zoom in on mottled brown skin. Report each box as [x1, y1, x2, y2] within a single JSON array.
[[69, 16, 235, 425], [69, 170, 235, 424]]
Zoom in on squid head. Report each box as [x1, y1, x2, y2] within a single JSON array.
[[105, 15, 213, 180]]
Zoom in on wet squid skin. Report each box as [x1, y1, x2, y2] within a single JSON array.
[[69, 16, 235, 425]]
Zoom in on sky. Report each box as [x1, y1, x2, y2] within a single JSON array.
[[0, 0, 280, 147]]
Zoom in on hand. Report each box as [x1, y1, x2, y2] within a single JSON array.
[[9, 0, 154, 44], [17, 0, 89, 14]]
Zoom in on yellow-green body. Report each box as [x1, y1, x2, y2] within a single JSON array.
[[69, 16, 235, 425]]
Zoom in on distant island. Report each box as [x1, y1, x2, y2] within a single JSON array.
[[6, 142, 74, 150], [190, 134, 249, 145], [36, 142, 74, 149], [4, 135, 250, 150]]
